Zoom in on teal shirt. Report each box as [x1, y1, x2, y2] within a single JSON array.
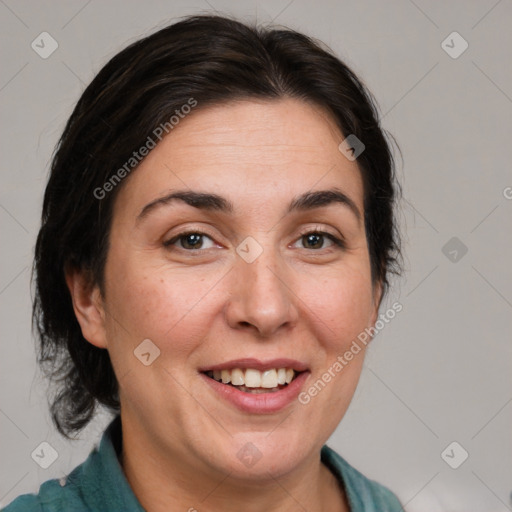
[[3, 416, 402, 511]]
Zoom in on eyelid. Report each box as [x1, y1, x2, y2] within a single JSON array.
[[296, 224, 343, 240], [163, 227, 220, 249], [294, 226, 346, 250]]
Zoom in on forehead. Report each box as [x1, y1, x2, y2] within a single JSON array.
[[162, 98, 347, 163], [113, 98, 364, 217]]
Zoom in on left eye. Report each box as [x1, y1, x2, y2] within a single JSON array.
[[293, 231, 342, 250]]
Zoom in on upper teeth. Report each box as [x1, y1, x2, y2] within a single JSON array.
[[210, 368, 296, 388]]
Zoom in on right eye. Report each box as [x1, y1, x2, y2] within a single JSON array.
[[163, 230, 217, 251]]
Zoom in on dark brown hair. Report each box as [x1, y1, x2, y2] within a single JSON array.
[[33, 14, 401, 438]]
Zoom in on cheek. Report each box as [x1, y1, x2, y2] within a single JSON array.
[[104, 258, 218, 353], [300, 265, 375, 348]]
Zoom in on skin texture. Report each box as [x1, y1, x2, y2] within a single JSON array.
[[67, 97, 382, 512]]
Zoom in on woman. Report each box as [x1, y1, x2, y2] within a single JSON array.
[[4, 14, 402, 512]]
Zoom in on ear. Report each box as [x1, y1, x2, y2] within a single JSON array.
[[369, 280, 383, 327], [65, 266, 108, 349]]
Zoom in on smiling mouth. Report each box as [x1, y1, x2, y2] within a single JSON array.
[[202, 368, 302, 394]]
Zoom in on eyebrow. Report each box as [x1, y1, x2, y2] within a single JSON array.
[[136, 187, 361, 223]]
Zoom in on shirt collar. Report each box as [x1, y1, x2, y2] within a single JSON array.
[[76, 414, 145, 511]]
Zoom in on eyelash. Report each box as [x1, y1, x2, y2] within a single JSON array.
[[163, 228, 216, 251], [163, 227, 345, 252], [296, 227, 346, 250]]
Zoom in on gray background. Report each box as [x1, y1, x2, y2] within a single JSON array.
[[1, 1, 511, 510]]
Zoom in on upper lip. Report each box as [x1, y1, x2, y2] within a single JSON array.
[[198, 358, 309, 372]]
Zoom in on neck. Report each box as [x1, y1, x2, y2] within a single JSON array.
[[119, 415, 349, 512]]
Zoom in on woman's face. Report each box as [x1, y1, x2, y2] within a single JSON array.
[[91, 98, 380, 478]]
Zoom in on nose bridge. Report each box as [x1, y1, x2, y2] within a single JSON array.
[[226, 237, 298, 337]]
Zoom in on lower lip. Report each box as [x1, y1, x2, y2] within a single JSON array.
[[200, 371, 310, 414]]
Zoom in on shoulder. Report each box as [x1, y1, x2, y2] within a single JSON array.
[[2, 425, 105, 512], [321, 445, 403, 512], [1, 474, 83, 512], [2, 493, 43, 512], [3, 416, 143, 512]]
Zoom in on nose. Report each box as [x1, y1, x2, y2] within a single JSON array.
[[224, 248, 299, 338]]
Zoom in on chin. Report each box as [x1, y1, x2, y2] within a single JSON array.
[[205, 430, 309, 480]]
